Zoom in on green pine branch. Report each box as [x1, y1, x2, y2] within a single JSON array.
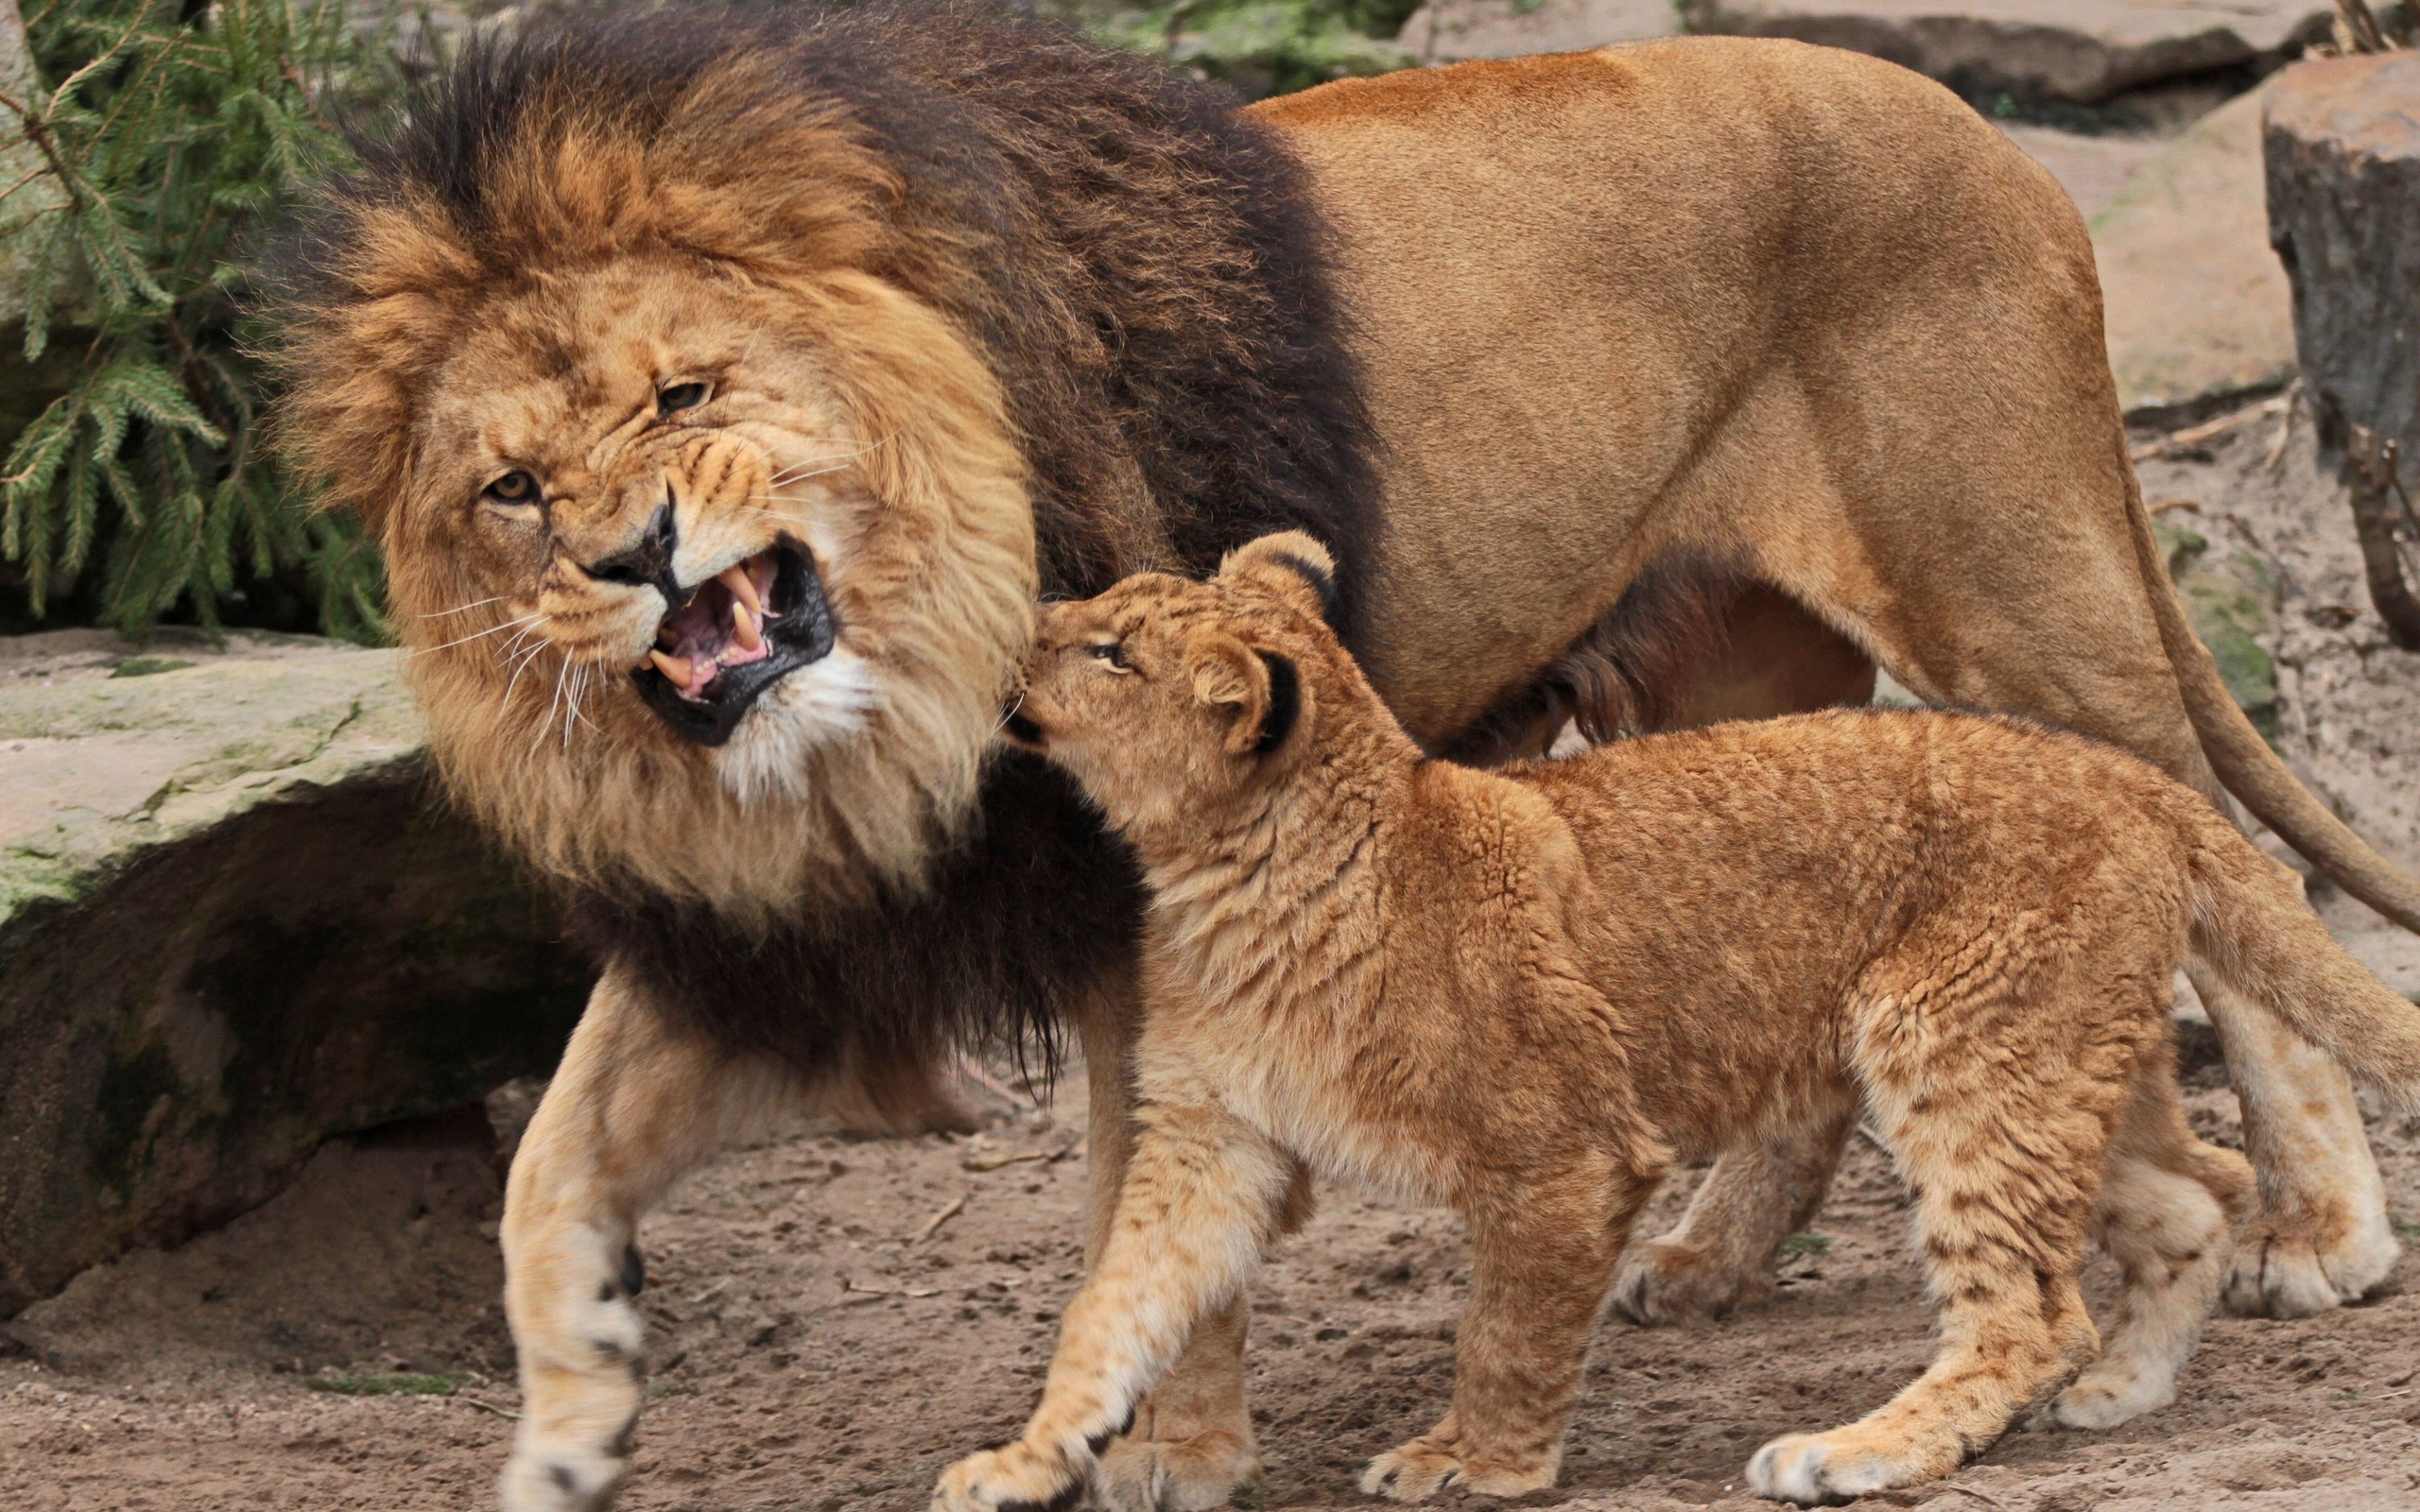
[[0, 0, 401, 642]]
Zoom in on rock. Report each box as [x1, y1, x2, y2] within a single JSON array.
[[0, 629, 590, 1315], [2094, 81, 2298, 419], [2264, 50, 2420, 647], [1395, 0, 1675, 66], [2153, 512, 2281, 731], [1677, 1, 2335, 104]]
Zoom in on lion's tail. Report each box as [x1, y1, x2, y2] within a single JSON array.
[[2188, 824, 2420, 1109], [2122, 464, 2420, 934]]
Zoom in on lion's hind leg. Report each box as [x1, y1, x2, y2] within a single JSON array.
[[2044, 1047, 2253, 1431], [499, 966, 801, 1512]]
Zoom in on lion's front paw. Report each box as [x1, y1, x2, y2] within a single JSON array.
[[499, 1442, 627, 1512], [1094, 1425, 1258, 1512], [931, 1441, 1088, 1512], [1609, 1232, 1776, 1326], [2223, 1209, 2398, 1319], [1359, 1435, 1554, 1503]]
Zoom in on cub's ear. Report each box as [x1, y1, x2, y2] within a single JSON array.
[[1184, 631, 1305, 757], [1219, 531, 1340, 631]]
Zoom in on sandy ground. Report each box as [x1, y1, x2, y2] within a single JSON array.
[[4, 1041, 2417, 1512]]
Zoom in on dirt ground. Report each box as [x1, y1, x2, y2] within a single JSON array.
[[4, 1038, 2418, 1512], [12, 128, 2420, 1512]]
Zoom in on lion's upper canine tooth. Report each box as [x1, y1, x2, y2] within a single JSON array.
[[718, 562, 765, 618], [733, 601, 763, 652], [648, 648, 693, 686]]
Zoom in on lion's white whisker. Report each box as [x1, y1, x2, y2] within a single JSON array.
[[414, 613, 544, 658], [422, 595, 518, 618]]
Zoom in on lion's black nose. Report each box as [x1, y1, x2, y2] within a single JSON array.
[[584, 496, 680, 601]]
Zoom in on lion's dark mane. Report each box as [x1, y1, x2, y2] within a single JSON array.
[[319, 3, 1385, 1091]]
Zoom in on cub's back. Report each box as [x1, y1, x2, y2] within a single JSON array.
[[1512, 708, 2205, 935]]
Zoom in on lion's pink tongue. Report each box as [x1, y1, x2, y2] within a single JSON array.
[[648, 554, 779, 701]]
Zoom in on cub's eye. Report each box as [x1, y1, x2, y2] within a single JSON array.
[[484, 470, 540, 506], [1085, 641, 1130, 670], [657, 381, 712, 414]]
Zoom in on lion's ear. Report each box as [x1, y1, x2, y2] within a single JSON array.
[[1184, 631, 1304, 757], [1218, 531, 1340, 631]]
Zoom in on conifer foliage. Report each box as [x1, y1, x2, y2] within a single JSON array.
[[0, 0, 393, 638]]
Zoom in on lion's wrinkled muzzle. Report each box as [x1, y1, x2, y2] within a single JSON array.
[[631, 535, 838, 746]]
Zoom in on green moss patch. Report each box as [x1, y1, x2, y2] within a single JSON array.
[[304, 1372, 458, 1396]]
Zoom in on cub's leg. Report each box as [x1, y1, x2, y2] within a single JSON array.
[[1610, 1109, 1853, 1325], [1750, 966, 2132, 1504], [2046, 1047, 2254, 1430], [498, 965, 800, 1512], [930, 1101, 1295, 1512], [1363, 1162, 1653, 1503], [1077, 995, 1320, 1512]]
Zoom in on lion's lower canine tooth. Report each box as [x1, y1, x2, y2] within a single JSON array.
[[648, 648, 692, 685]]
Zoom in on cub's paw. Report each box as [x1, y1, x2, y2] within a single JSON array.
[[499, 1443, 627, 1512], [931, 1441, 1088, 1512], [2223, 1211, 2397, 1320], [1359, 1435, 1554, 1503], [1747, 1432, 1923, 1506], [1609, 1233, 1775, 1326], [1095, 1426, 1259, 1512]]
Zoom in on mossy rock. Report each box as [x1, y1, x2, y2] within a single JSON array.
[[0, 642, 590, 1314], [2153, 516, 2280, 735]]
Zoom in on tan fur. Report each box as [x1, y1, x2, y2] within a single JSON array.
[[275, 32, 2420, 1509], [935, 535, 2420, 1508]]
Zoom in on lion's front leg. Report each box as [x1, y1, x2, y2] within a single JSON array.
[[1073, 999, 1307, 1512], [498, 963, 796, 1512]]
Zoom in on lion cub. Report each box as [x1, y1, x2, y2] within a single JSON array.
[[934, 533, 2420, 1509]]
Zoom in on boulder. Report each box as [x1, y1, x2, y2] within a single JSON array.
[[1677, 1, 2335, 104], [1396, 0, 1675, 65], [2095, 80, 2298, 418], [0, 628, 590, 1315], [2265, 49, 2420, 648]]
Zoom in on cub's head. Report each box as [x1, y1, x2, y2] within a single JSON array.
[[1010, 532, 1371, 838], [272, 26, 1033, 917]]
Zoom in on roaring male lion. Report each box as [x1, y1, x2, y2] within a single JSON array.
[[934, 532, 2419, 1507], [272, 6, 2420, 1508]]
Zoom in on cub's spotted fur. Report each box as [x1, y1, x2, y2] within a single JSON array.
[[938, 534, 2420, 1508]]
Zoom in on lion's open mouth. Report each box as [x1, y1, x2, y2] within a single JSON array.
[[631, 537, 838, 746]]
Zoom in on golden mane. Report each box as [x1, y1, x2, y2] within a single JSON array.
[[268, 4, 1377, 947]]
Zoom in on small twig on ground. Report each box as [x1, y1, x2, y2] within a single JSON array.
[[2131, 393, 2292, 462], [454, 1397, 521, 1421], [2266, 382, 2302, 472], [843, 1278, 940, 1300], [912, 1192, 969, 1244], [962, 1148, 1047, 1172]]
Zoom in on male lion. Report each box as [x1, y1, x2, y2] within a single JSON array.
[[271, 6, 2420, 1508], [937, 531, 2420, 1507]]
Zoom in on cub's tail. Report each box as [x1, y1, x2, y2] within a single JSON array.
[[2189, 827, 2420, 1109]]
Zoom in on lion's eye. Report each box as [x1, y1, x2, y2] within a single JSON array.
[[657, 381, 712, 414], [1085, 641, 1130, 670], [485, 470, 540, 506]]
